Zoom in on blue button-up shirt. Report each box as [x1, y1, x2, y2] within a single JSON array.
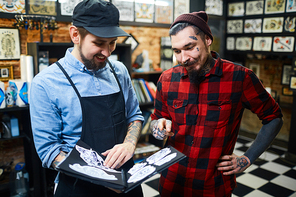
[[30, 47, 144, 169]]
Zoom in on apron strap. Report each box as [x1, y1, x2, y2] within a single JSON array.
[[55, 61, 82, 99]]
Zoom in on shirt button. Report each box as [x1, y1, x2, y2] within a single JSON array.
[[175, 105, 177, 107], [191, 141, 194, 145]]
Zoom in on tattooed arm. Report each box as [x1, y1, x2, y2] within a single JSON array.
[[102, 120, 142, 169], [52, 151, 68, 169]]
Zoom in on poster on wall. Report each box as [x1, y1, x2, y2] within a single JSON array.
[[262, 17, 284, 33], [0, 28, 20, 60], [135, 0, 154, 23], [226, 37, 235, 50], [60, 0, 82, 16], [28, 0, 57, 16], [205, 0, 223, 16], [174, 0, 189, 19], [264, 0, 285, 14], [284, 16, 296, 32], [155, 0, 173, 24], [235, 37, 252, 51], [228, 2, 245, 16], [286, 0, 296, 12], [244, 18, 262, 33], [0, 0, 25, 13], [245, 0, 264, 15], [273, 36, 295, 52], [113, 0, 134, 21], [253, 36, 272, 51], [227, 20, 243, 33]]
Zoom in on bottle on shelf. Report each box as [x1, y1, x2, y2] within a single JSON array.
[[10, 162, 29, 197]]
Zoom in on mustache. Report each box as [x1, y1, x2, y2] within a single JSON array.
[[181, 59, 198, 67]]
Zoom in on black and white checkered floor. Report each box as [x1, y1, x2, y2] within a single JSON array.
[[141, 135, 296, 197]]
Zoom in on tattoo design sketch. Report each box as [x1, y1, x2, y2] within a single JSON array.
[[245, 0, 264, 15], [155, 153, 177, 166], [286, 0, 296, 12], [205, 0, 223, 16], [75, 145, 120, 173], [235, 37, 252, 51], [135, 1, 154, 23], [227, 20, 243, 33], [127, 165, 156, 183], [253, 37, 272, 51], [28, 0, 56, 16], [284, 17, 296, 32], [226, 37, 235, 50], [60, 0, 82, 16], [265, 0, 285, 14], [70, 163, 117, 180], [228, 2, 244, 16], [0, 0, 25, 13], [128, 162, 147, 175], [112, 0, 134, 21], [147, 147, 171, 164], [244, 19, 262, 33], [273, 36, 295, 52], [262, 17, 284, 33]]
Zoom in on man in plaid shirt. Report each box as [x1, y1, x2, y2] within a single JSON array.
[[150, 11, 283, 197]]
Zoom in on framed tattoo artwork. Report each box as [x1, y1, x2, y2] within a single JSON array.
[[235, 37, 252, 51], [253, 36, 272, 51], [174, 0, 189, 19], [284, 16, 296, 33], [226, 37, 235, 50], [135, 0, 154, 23], [28, 0, 57, 16], [112, 0, 134, 22], [282, 86, 294, 96], [244, 18, 262, 33], [273, 36, 295, 52], [286, 0, 296, 12], [262, 17, 284, 33], [155, 0, 173, 24], [0, 0, 26, 14], [0, 65, 13, 81], [265, 0, 285, 14], [60, 0, 82, 16], [282, 65, 292, 85], [205, 0, 223, 16], [228, 2, 245, 17], [0, 28, 20, 60], [245, 0, 264, 15], [227, 19, 243, 33], [290, 75, 296, 91]]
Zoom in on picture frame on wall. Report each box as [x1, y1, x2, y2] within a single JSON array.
[[0, 28, 20, 60], [286, 0, 296, 12], [245, 0, 264, 15], [249, 63, 260, 77], [284, 16, 296, 32], [282, 65, 292, 85], [0, 65, 13, 81], [290, 75, 296, 90], [282, 86, 294, 96], [113, 0, 134, 22], [155, 0, 173, 24], [228, 2, 245, 17], [265, 0, 286, 14], [227, 19, 243, 33], [205, 0, 223, 16], [135, 0, 154, 23], [253, 36, 272, 51], [60, 0, 83, 16], [262, 17, 284, 33], [273, 36, 295, 52], [28, 0, 57, 16], [0, 0, 26, 14]]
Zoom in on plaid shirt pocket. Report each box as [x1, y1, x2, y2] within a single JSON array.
[[205, 100, 232, 129]]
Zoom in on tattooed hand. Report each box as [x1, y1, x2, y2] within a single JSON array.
[[150, 118, 174, 140], [216, 154, 251, 175]]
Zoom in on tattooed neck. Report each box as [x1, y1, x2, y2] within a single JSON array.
[[198, 55, 215, 77]]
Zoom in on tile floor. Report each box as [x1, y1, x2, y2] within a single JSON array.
[[141, 135, 296, 197]]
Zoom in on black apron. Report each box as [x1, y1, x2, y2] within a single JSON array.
[[54, 62, 143, 197]]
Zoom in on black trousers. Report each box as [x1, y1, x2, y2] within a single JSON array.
[[55, 173, 143, 197]]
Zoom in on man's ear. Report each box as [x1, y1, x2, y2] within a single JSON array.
[[69, 26, 80, 44], [205, 35, 212, 47]]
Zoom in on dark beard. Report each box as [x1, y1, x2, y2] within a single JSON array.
[[187, 55, 214, 85], [79, 47, 106, 71]]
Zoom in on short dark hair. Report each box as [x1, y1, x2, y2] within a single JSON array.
[[169, 22, 206, 42], [77, 27, 89, 40]]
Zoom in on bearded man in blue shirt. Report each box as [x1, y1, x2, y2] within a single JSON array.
[[29, 0, 144, 196]]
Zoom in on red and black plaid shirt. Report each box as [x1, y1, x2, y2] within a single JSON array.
[[151, 52, 282, 197]]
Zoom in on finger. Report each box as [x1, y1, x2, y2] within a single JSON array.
[[101, 149, 110, 156], [218, 155, 232, 161]]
